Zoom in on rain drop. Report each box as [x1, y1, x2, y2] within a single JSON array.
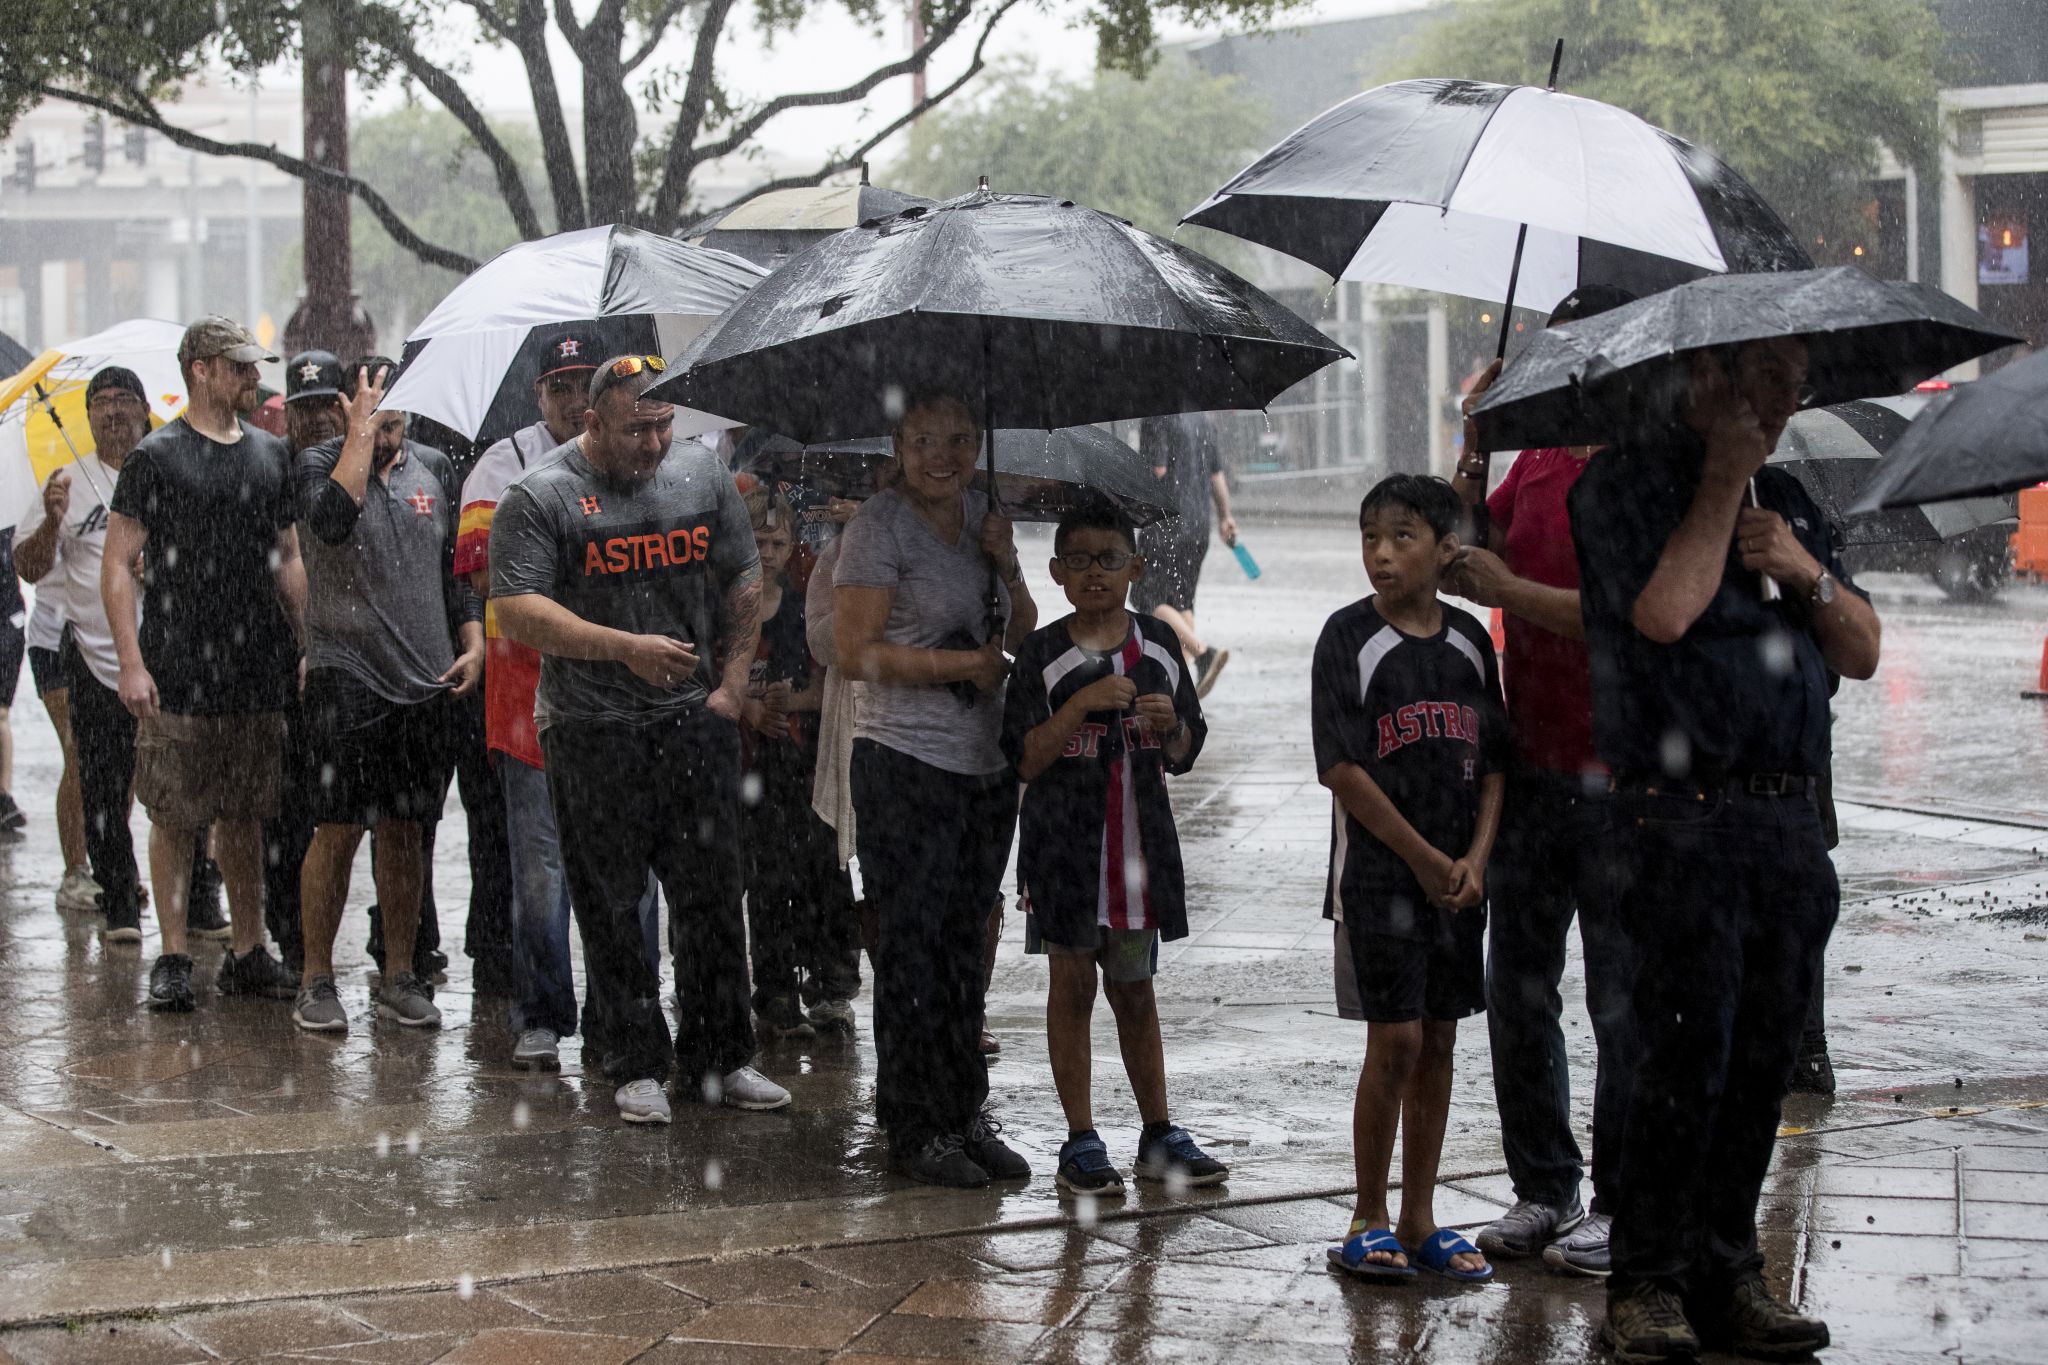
[[741, 771, 764, 807], [1164, 1167, 1191, 1199], [1074, 1193, 1099, 1227], [1659, 728, 1691, 778], [375, 1132, 391, 1158], [701, 1073, 724, 1105], [457, 1273, 475, 1299], [405, 1130, 422, 1155], [1758, 629, 1794, 676], [704, 1158, 724, 1190], [160, 1247, 173, 1269], [511, 1101, 531, 1131]]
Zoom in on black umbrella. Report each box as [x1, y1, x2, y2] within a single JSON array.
[[1184, 75, 1811, 334], [1776, 398, 2013, 547], [0, 330, 32, 378], [685, 173, 935, 269], [1849, 350, 2048, 512], [1468, 267, 2022, 453], [654, 188, 1347, 443], [740, 425, 1173, 527]]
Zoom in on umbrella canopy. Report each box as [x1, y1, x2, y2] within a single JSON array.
[[1776, 398, 2012, 546], [1468, 268, 2022, 453], [655, 189, 1347, 443], [0, 318, 188, 527], [741, 425, 1173, 527], [1849, 350, 2048, 512], [686, 181, 936, 269], [380, 224, 766, 447], [0, 330, 32, 377], [1184, 78, 1811, 315]]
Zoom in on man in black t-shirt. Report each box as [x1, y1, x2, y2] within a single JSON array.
[[1572, 338, 1881, 1363], [104, 316, 305, 1014]]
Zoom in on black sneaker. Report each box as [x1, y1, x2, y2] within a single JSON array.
[[147, 954, 196, 1012], [963, 1112, 1031, 1181], [1788, 1045, 1837, 1096], [0, 791, 27, 833], [1697, 1277, 1829, 1360], [217, 944, 299, 999], [892, 1133, 990, 1188], [1602, 1283, 1700, 1364], [1134, 1123, 1229, 1187], [100, 894, 144, 945], [1055, 1130, 1126, 1197], [186, 886, 231, 941]]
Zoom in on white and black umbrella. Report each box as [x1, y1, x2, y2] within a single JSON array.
[[380, 224, 766, 448], [1777, 398, 2012, 548], [685, 172, 935, 270], [1184, 71, 1810, 340]]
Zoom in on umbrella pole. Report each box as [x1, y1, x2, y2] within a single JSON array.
[[1491, 41, 1564, 363], [1748, 477, 1783, 602], [983, 348, 1005, 639], [29, 382, 103, 501]]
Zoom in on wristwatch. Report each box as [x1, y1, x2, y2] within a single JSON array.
[[1809, 571, 1837, 607]]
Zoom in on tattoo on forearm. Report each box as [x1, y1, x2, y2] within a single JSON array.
[[720, 562, 763, 672]]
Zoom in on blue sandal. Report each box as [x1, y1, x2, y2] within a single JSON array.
[[1405, 1228, 1493, 1282], [1327, 1227, 1417, 1281]]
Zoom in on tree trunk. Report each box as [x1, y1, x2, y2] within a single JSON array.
[[579, 10, 639, 226], [285, 0, 375, 355]]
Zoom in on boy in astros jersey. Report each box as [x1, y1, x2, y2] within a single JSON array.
[[1002, 502, 1228, 1199]]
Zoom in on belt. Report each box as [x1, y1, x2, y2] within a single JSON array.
[[1609, 772, 1816, 800]]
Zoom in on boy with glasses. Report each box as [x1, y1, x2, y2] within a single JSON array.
[[1001, 503, 1227, 1198]]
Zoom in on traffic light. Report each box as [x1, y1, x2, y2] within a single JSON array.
[[10, 141, 32, 191], [122, 125, 146, 165], [82, 117, 105, 173]]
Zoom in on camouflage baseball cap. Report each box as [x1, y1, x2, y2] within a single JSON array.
[[177, 314, 279, 368]]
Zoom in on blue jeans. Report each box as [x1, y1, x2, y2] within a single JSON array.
[[1485, 768, 1638, 1214], [500, 753, 657, 1038]]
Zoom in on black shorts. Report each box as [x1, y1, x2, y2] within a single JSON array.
[[1334, 911, 1486, 1024], [1131, 532, 1208, 616], [27, 645, 62, 697], [0, 626, 23, 706], [303, 668, 455, 828]]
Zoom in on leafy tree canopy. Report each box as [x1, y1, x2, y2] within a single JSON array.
[[1389, 0, 1946, 249], [2, 0, 1307, 272], [889, 57, 1269, 255]]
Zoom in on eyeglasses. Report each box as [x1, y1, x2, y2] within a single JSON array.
[[1057, 550, 1137, 572], [607, 354, 666, 379], [88, 391, 145, 410]]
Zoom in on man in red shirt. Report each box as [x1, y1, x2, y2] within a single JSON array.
[[1445, 284, 1638, 1279]]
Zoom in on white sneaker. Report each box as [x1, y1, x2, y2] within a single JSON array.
[[721, 1065, 792, 1111], [55, 868, 102, 912], [615, 1078, 672, 1124], [512, 1027, 561, 1070]]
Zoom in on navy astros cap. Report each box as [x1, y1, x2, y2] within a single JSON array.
[[538, 329, 602, 378], [285, 350, 345, 403]]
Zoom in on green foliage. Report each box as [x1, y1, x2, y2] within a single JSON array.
[[889, 58, 1270, 243], [1389, 0, 1945, 249], [277, 105, 546, 335]]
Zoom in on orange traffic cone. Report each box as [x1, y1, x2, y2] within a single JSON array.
[[2024, 636, 2048, 699]]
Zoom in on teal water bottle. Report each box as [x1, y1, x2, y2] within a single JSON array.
[[1231, 541, 1261, 580]]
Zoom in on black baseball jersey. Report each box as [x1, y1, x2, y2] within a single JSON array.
[[1001, 612, 1206, 946], [1311, 598, 1508, 941]]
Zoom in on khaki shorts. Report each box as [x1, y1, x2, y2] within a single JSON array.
[[135, 711, 286, 827], [1025, 916, 1160, 983]]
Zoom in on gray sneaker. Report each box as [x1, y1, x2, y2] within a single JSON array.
[[720, 1064, 792, 1111], [1477, 1196, 1585, 1259], [374, 972, 442, 1028], [292, 975, 349, 1033], [1542, 1211, 1612, 1277], [512, 1027, 561, 1070], [807, 998, 857, 1033], [615, 1078, 672, 1124]]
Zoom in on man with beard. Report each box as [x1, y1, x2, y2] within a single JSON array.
[[289, 362, 482, 1032], [490, 354, 788, 1121], [104, 316, 305, 1012]]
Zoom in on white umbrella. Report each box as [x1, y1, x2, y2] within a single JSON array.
[[381, 225, 767, 446]]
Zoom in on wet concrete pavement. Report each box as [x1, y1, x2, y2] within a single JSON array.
[[0, 522, 2045, 1360]]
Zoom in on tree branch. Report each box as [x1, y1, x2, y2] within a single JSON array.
[[647, 0, 739, 227], [553, 0, 588, 52], [36, 83, 480, 273], [517, 0, 587, 228], [624, 0, 693, 72], [683, 0, 984, 170], [458, 0, 515, 42], [362, 6, 545, 238], [697, 0, 1018, 225]]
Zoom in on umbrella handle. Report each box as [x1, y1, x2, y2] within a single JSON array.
[[1748, 477, 1782, 603]]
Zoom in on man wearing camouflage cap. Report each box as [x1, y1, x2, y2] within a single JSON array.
[[103, 315, 305, 1013]]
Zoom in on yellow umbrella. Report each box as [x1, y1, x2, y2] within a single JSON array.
[[0, 319, 187, 523]]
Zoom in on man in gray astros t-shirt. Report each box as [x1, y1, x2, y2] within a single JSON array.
[[489, 353, 790, 1123]]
